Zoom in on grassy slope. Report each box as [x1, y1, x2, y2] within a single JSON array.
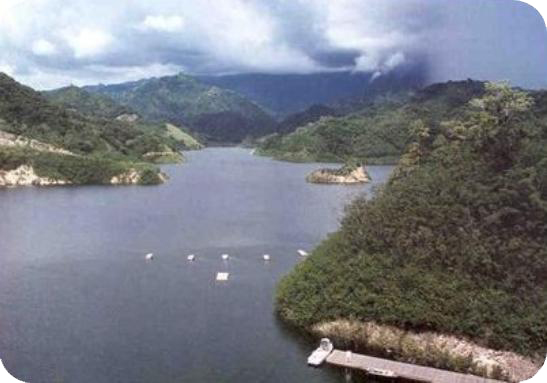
[[258, 80, 487, 164], [276, 84, 547, 358], [164, 123, 203, 149]]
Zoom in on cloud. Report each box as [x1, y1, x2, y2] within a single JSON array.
[[63, 28, 114, 59], [140, 15, 185, 32], [31, 39, 57, 56], [0, 0, 545, 89], [385, 52, 406, 71], [0, 63, 16, 77]]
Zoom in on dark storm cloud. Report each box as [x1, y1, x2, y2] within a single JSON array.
[[0, 0, 545, 89]]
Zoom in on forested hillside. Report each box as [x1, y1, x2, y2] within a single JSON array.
[[258, 80, 487, 164], [0, 73, 179, 185], [44, 85, 132, 119], [276, 84, 547, 366], [44, 85, 202, 152], [85, 74, 277, 143]]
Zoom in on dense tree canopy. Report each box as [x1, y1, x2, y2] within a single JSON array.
[[276, 83, 547, 357]]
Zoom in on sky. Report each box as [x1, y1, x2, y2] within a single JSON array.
[[0, 0, 546, 90]]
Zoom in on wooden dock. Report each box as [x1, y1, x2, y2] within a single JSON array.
[[326, 350, 505, 383]]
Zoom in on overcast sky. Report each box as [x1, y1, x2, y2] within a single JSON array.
[[0, 0, 545, 89]]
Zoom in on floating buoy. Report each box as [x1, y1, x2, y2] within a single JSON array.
[[263, 254, 271, 261], [145, 253, 154, 261], [216, 272, 229, 281], [297, 249, 309, 257], [187, 254, 195, 261], [221, 254, 229, 260]]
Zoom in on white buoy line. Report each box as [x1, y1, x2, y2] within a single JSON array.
[[143, 250, 311, 282], [143, 250, 311, 262]]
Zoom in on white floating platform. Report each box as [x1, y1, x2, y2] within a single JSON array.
[[187, 254, 195, 261], [216, 272, 229, 281], [263, 254, 271, 261], [297, 249, 309, 257], [221, 254, 229, 260], [145, 253, 154, 260]]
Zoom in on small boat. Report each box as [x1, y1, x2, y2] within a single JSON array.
[[307, 338, 333, 366], [263, 254, 270, 261], [216, 272, 229, 281], [297, 249, 309, 257], [145, 253, 154, 261], [187, 254, 195, 261], [222, 254, 229, 260]]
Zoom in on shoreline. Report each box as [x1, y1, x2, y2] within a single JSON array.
[[0, 164, 168, 188], [310, 320, 542, 382]]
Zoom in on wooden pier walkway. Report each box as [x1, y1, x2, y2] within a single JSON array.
[[326, 350, 505, 383]]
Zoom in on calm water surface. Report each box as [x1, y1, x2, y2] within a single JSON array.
[[0, 148, 393, 383]]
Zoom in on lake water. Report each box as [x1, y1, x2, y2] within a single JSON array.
[[0, 148, 393, 383]]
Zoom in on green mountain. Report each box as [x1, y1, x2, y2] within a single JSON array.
[[44, 85, 132, 119], [276, 84, 547, 373], [257, 80, 488, 164], [43, 85, 202, 151], [84, 74, 278, 143], [0, 73, 181, 185], [277, 104, 339, 135]]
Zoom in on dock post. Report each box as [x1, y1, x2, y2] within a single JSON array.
[[344, 367, 352, 382]]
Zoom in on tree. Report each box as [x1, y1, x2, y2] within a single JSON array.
[[467, 82, 534, 170]]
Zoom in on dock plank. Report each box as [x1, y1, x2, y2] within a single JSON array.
[[326, 350, 505, 383]]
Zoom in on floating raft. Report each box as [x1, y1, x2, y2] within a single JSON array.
[[216, 272, 229, 281], [326, 350, 504, 383]]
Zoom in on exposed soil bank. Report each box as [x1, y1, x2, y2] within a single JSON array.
[[312, 320, 543, 382]]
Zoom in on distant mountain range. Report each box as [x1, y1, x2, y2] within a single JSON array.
[[78, 68, 426, 143], [198, 66, 427, 118]]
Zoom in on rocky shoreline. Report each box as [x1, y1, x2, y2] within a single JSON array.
[[0, 165, 71, 187], [312, 320, 542, 382], [0, 165, 167, 187], [306, 165, 370, 184]]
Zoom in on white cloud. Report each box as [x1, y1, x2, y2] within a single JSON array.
[[354, 53, 380, 72], [63, 28, 114, 59], [0, 63, 16, 76], [141, 15, 185, 32], [31, 38, 57, 56], [0, 0, 544, 89], [13, 62, 184, 90], [385, 52, 406, 70]]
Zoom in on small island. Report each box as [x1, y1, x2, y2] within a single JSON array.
[[306, 163, 370, 184]]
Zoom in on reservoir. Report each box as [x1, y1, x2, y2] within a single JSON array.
[[0, 148, 393, 383]]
